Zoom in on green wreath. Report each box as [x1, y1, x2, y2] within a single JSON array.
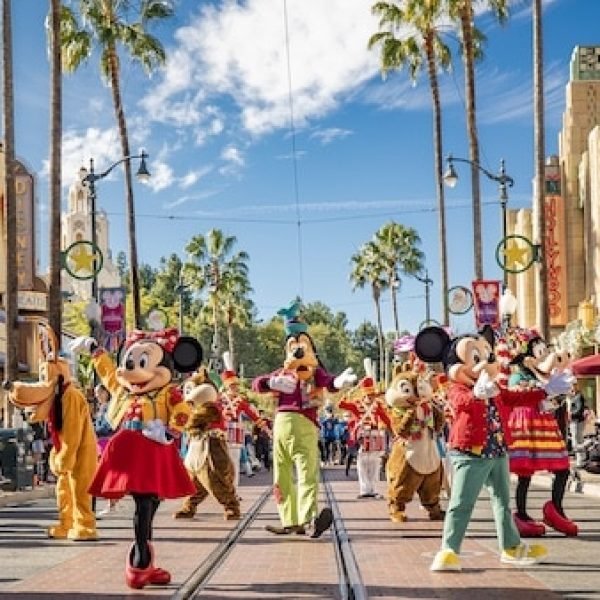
[[62, 240, 104, 280], [495, 235, 537, 274]]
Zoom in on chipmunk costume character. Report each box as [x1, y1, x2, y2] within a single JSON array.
[[415, 326, 549, 572], [504, 331, 577, 537], [4, 323, 97, 541], [339, 359, 390, 499], [220, 351, 268, 487], [253, 301, 356, 537], [70, 328, 200, 590], [173, 366, 240, 520], [385, 361, 444, 523]]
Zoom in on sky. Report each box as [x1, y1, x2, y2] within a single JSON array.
[[6, 0, 600, 336]]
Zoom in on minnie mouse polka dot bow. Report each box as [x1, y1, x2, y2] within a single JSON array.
[[124, 327, 179, 353]]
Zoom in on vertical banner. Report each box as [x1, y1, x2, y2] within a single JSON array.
[[471, 280, 502, 329], [99, 287, 126, 353]]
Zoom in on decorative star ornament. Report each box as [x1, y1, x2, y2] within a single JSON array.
[[69, 244, 97, 273], [503, 241, 529, 269]]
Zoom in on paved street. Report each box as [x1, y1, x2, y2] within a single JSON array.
[[0, 467, 599, 599]]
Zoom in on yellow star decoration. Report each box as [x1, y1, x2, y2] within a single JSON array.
[[69, 245, 97, 274], [502, 241, 530, 269]]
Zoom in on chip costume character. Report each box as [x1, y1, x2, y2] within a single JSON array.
[[173, 366, 240, 520], [5, 323, 97, 541], [415, 326, 548, 572], [384, 362, 444, 523], [339, 359, 390, 499], [70, 328, 201, 589], [252, 301, 356, 537]]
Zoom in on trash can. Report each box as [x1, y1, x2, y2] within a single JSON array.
[[0, 428, 18, 491]]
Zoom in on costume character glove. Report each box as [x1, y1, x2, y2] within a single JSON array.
[[334, 368, 357, 390], [543, 371, 574, 398], [268, 373, 297, 394], [142, 419, 171, 445], [540, 398, 558, 413], [473, 371, 497, 400], [69, 336, 98, 355]]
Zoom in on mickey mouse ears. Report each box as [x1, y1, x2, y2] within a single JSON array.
[[173, 337, 203, 373], [414, 326, 450, 364]]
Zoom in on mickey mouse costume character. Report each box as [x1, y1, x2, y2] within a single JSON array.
[[70, 328, 200, 589], [4, 323, 98, 541], [414, 325, 555, 572], [504, 331, 578, 537], [252, 301, 356, 537]]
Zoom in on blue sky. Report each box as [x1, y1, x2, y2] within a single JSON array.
[[8, 0, 600, 335]]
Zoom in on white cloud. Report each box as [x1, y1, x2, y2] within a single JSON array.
[[145, 161, 174, 192], [164, 188, 221, 209], [179, 166, 213, 189], [221, 145, 245, 167], [310, 127, 353, 145]]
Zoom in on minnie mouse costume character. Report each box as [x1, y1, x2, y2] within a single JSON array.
[[70, 328, 201, 589], [414, 326, 550, 572]]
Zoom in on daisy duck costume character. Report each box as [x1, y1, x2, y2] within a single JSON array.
[[173, 365, 241, 520], [503, 330, 578, 537], [4, 323, 98, 541], [220, 351, 269, 488], [70, 328, 200, 589], [415, 325, 552, 572], [384, 360, 444, 523], [339, 359, 390, 499], [252, 301, 356, 537]]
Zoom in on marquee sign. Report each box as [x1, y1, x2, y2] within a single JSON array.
[[545, 192, 568, 326], [15, 168, 35, 290]]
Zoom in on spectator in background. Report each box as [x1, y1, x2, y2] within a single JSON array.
[[334, 414, 349, 465], [319, 405, 338, 466], [254, 410, 272, 471], [568, 383, 586, 467]]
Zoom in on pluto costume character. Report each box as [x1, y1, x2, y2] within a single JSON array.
[[70, 328, 200, 590], [4, 323, 97, 541], [415, 326, 552, 572], [253, 301, 356, 537], [385, 362, 444, 523], [173, 366, 240, 520]]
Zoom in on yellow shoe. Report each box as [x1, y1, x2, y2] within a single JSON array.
[[67, 527, 98, 541], [390, 511, 407, 523], [47, 525, 69, 539], [430, 549, 461, 572], [501, 542, 547, 566]]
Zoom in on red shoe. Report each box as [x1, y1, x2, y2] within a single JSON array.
[[147, 542, 172, 585], [513, 512, 546, 537], [542, 501, 578, 536], [125, 562, 154, 589]]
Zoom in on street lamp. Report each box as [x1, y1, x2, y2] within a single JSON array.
[[174, 274, 189, 335], [80, 150, 150, 316], [499, 287, 518, 332], [414, 269, 433, 325], [443, 154, 514, 287]]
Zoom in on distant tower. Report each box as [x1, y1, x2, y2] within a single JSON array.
[[61, 168, 121, 300]]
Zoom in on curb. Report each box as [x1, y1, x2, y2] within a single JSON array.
[[0, 485, 56, 508]]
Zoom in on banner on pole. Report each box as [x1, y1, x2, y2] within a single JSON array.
[[471, 280, 502, 329], [99, 287, 126, 353]]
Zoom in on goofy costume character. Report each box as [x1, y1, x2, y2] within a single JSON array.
[[252, 301, 356, 537], [70, 328, 201, 589]]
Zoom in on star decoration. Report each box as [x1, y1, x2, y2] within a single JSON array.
[[69, 245, 97, 273], [502, 242, 529, 269]]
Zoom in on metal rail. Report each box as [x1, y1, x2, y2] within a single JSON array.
[[172, 486, 272, 600]]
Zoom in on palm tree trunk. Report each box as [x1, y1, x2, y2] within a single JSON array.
[[426, 37, 449, 326], [227, 319, 235, 370], [2, 0, 19, 387], [107, 43, 142, 329], [372, 287, 385, 383], [533, 0, 549, 340], [48, 0, 62, 342], [391, 285, 399, 337], [460, 4, 483, 281]]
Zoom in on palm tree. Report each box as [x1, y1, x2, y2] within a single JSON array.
[[374, 222, 425, 337], [369, 0, 451, 326], [60, 0, 174, 328], [47, 0, 62, 343], [184, 230, 250, 367], [350, 242, 387, 382], [532, 0, 549, 340], [448, 0, 510, 281], [2, 0, 19, 385]]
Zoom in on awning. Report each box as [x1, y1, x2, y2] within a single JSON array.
[[571, 354, 600, 377]]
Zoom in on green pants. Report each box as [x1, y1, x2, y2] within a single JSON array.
[[273, 412, 320, 527], [442, 452, 520, 553]]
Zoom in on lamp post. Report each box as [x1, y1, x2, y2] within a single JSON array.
[[80, 151, 150, 322], [443, 155, 514, 287], [175, 274, 189, 335], [499, 287, 518, 332], [414, 270, 433, 325]]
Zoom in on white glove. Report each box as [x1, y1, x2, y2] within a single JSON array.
[[268, 373, 297, 394], [540, 398, 558, 413], [334, 367, 357, 390], [142, 419, 171, 445], [473, 371, 498, 400], [69, 336, 97, 355], [543, 371, 574, 398]]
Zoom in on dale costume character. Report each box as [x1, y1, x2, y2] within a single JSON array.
[[339, 359, 390, 499], [173, 366, 241, 520], [252, 301, 356, 537], [3, 323, 98, 541], [70, 328, 200, 590], [220, 351, 269, 488], [505, 332, 578, 537], [384, 361, 444, 523], [415, 325, 552, 572]]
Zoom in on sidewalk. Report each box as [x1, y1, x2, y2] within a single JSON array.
[[0, 483, 55, 509]]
